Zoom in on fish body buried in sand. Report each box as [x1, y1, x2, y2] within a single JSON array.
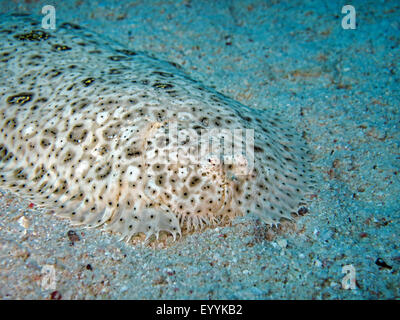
[[0, 14, 313, 244]]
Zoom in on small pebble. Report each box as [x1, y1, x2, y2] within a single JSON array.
[[50, 291, 62, 300], [18, 216, 29, 229], [67, 230, 80, 245], [375, 258, 392, 270], [314, 259, 322, 267], [277, 239, 287, 248]]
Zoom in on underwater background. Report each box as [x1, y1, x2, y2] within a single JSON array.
[[0, 0, 399, 299]]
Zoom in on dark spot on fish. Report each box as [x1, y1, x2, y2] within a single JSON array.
[[13, 167, 27, 180], [152, 71, 174, 78], [109, 68, 122, 74], [168, 61, 182, 69], [95, 163, 112, 180], [82, 78, 95, 86], [5, 118, 17, 129], [125, 147, 142, 159], [254, 145, 264, 153], [108, 55, 130, 61], [68, 124, 88, 144], [40, 139, 51, 149], [115, 49, 137, 56], [49, 69, 62, 78], [7, 93, 34, 106], [52, 44, 71, 51], [60, 22, 82, 30], [14, 30, 51, 41], [29, 54, 43, 60], [153, 82, 174, 89]]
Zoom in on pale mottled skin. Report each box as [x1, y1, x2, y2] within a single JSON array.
[[0, 14, 313, 243]]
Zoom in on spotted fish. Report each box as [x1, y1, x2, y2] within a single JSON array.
[[0, 14, 313, 243]]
